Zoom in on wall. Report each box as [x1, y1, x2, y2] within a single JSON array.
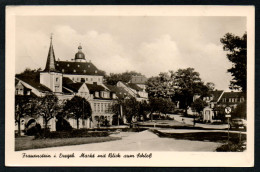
[[40, 72, 62, 92]]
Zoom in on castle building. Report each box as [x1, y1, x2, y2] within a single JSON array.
[[15, 35, 149, 130]]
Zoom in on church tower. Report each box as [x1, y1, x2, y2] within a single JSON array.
[[40, 34, 63, 93]]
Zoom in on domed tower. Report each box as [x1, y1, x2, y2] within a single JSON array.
[[75, 44, 86, 62]]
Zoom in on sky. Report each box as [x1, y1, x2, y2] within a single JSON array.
[[15, 16, 246, 91]]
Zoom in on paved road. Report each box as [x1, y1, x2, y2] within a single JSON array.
[[172, 114, 229, 129], [36, 130, 222, 151]]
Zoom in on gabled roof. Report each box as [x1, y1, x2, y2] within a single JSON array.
[[63, 83, 84, 92], [209, 90, 224, 102], [15, 78, 19, 86], [221, 92, 245, 99], [86, 83, 106, 92], [15, 79, 32, 92], [62, 77, 74, 85], [127, 83, 143, 91], [15, 75, 52, 92], [118, 81, 143, 92], [105, 84, 133, 99], [55, 61, 104, 76]]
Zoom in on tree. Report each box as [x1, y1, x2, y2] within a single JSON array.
[[111, 98, 124, 125], [191, 98, 207, 115], [173, 68, 209, 111], [15, 95, 31, 136], [148, 97, 175, 120], [137, 101, 150, 121], [146, 72, 175, 98], [63, 96, 92, 129], [16, 68, 42, 83], [206, 82, 215, 91], [159, 98, 175, 116], [122, 97, 140, 123], [231, 101, 246, 119], [34, 94, 62, 130], [191, 98, 207, 126], [220, 32, 247, 93], [105, 71, 142, 85]]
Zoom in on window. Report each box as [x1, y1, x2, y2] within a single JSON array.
[[83, 70, 86, 73], [67, 64, 70, 67], [81, 78, 85, 82], [73, 69, 76, 72], [97, 104, 100, 112], [55, 86, 59, 92], [86, 78, 88, 81], [57, 64, 59, 66], [56, 78, 59, 82], [78, 65, 80, 67], [94, 103, 97, 112], [95, 70, 97, 74], [62, 69, 64, 72], [91, 78, 93, 81], [88, 65, 90, 68]]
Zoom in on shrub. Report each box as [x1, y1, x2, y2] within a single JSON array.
[[56, 118, 73, 131], [25, 123, 41, 136], [216, 142, 246, 152], [35, 129, 110, 139]]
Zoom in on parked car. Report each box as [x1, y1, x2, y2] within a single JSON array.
[[230, 118, 247, 130]]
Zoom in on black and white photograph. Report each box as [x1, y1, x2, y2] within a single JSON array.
[[5, 6, 254, 167]]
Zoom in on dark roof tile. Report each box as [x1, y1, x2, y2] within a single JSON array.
[[56, 61, 104, 76], [86, 83, 106, 92], [15, 75, 52, 92], [105, 84, 133, 99]]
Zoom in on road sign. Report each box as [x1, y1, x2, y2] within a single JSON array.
[[225, 114, 231, 118], [225, 106, 232, 114]]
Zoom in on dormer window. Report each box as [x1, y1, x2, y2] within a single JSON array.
[[62, 69, 64, 72], [95, 92, 99, 97], [88, 65, 90, 68], [67, 64, 70, 67], [73, 69, 76, 72], [83, 70, 86, 73], [95, 70, 97, 74]]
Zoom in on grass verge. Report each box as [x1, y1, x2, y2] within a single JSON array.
[[16, 136, 121, 151]]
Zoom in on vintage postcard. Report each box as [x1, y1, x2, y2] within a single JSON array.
[[5, 6, 254, 167]]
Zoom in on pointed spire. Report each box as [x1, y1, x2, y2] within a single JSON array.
[[44, 33, 57, 72]]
